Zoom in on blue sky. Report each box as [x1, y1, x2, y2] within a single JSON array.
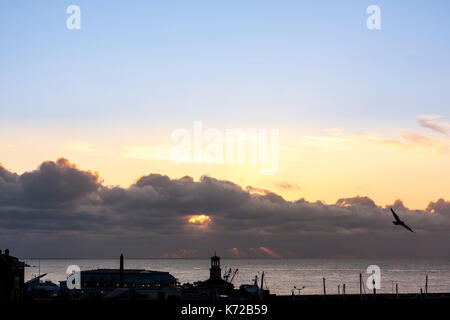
[[1, 0, 449, 131], [3, 1, 450, 259], [1, 1, 450, 208]]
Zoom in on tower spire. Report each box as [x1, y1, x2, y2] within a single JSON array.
[[209, 251, 221, 280]]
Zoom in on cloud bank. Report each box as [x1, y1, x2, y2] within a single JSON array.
[[1, 158, 449, 259]]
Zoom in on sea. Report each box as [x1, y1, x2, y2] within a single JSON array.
[[23, 258, 450, 296]]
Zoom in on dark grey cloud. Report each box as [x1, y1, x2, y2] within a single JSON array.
[[19, 158, 101, 206], [1, 158, 450, 258], [426, 198, 450, 215]]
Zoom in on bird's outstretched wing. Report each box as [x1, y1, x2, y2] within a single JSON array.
[[390, 208, 400, 222], [400, 223, 415, 233]]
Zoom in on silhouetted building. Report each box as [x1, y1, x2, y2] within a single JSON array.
[[0, 249, 25, 301], [25, 273, 59, 298], [210, 252, 221, 280], [193, 253, 234, 298], [60, 254, 177, 293], [80, 268, 177, 288]]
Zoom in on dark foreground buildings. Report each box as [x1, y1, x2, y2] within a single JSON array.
[[79, 254, 177, 289], [0, 249, 25, 301], [194, 253, 234, 296], [60, 254, 179, 300], [1, 250, 264, 301]]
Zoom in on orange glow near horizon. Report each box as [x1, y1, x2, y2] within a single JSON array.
[[2, 124, 450, 210], [188, 215, 211, 225]]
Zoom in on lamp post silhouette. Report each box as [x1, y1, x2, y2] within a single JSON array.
[[294, 286, 306, 296], [372, 278, 376, 300]]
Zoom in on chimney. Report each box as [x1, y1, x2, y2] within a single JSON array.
[[5, 249, 9, 256], [119, 254, 124, 287]]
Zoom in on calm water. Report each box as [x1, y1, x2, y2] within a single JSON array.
[[23, 259, 450, 296]]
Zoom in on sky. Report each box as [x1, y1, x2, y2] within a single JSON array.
[[1, 158, 450, 259], [1, 1, 450, 258]]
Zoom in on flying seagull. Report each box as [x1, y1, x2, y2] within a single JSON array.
[[390, 208, 415, 233]]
